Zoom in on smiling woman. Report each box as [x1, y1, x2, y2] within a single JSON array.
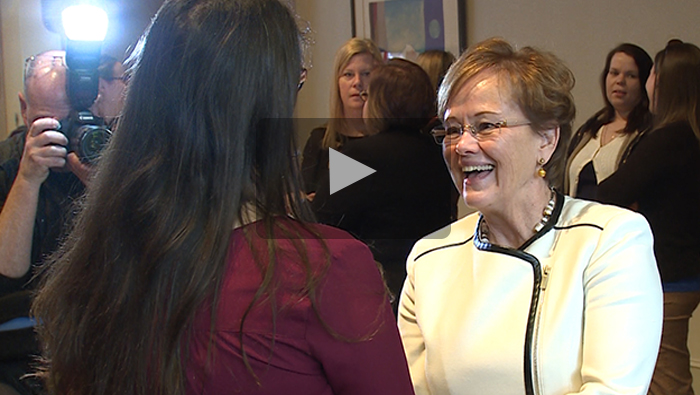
[[399, 37, 663, 395]]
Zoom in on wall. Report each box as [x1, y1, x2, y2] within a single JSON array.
[[295, 0, 700, 133], [1, 0, 61, 135], [293, 0, 353, 152], [466, 0, 700, 137]]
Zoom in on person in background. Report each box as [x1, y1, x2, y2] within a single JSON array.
[[598, 39, 700, 395], [415, 48, 461, 236], [312, 59, 455, 311], [415, 49, 456, 92], [399, 37, 662, 394], [31, 1, 415, 394], [565, 43, 652, 199], [0, 50, 89, 395], [301, 38, 382, 198], [91, 54, 127, 127]]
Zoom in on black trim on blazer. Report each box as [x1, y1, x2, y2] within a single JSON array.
[[413, 236, 474, 262], [472, 190, 565, 395], [474, 229, 544, 395], [407, 191, 608, 395], [554, 223, 604, 231]]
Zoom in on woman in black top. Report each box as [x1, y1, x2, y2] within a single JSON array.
[[565, 43, 652, 199], [300, 38, 382, 197], [312, 59, 456, 309]]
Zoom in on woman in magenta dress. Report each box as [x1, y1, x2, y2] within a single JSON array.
[[31, 0, 414, 394]]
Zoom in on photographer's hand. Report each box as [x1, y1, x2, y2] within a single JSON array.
[[18, 117, 68, 185], [66, 153, 92, 185]]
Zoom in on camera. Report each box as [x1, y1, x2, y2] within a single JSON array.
[[61, 8, 113, 164], [57, 110, 112, 163]]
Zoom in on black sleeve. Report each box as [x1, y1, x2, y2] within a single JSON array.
[[310, 139, 376, 229], [0, 131, 26, 210], [300, 127, 327, 194], [598, 124, 698, 206]]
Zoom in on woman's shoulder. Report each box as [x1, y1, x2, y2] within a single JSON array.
[[576, 110, 607, 136], [304, 126, 327, 146], [309, 126, 327, 138], [652, 121, 695, 137], [302, 224, 390, 316], [559, 196, 652, 236], [234, 220, 381, 286], [407, 214, 477, 264], [630, 121, 698, 156], [300, 222, 377, 263]]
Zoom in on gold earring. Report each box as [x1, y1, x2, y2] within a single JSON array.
[[537, 158, 547, 178]]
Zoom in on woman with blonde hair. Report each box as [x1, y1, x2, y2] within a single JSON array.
[[301, 38, 382, 197]]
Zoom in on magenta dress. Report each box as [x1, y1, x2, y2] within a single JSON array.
[[185, 220, 415, 395]]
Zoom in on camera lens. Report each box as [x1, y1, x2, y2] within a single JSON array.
[[75, 125, 112, 163]]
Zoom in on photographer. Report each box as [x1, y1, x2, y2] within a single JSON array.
[[92, 54, 126, 127], [0, 50, 89, 395]]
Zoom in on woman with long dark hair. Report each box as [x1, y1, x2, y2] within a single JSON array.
[[565, 43, 652, 198], [31, 0, 414, 394], [599, 39, 700, 395]]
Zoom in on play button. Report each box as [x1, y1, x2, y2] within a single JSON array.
[[329, 148, 376, 194]]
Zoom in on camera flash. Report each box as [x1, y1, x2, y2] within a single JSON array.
[[62, 5, 109, 42]]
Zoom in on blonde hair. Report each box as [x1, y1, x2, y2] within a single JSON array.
[[323, 38, 382, 149], [416, 50, 455, 91], [438, 38, 576, 188], [651, 40, 700, 143]]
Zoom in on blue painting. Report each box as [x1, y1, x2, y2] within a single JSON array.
[[369, 0, 445, 54]]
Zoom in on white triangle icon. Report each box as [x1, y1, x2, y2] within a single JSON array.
[[329, 148, 376, 194]]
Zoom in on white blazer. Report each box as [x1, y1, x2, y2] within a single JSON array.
[[399, 195, 662, 395]]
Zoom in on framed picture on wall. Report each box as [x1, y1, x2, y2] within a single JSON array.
[[351, 0, 466, 59]]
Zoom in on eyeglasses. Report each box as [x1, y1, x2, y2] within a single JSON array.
[[23, 55, 66, 82], [360, 91, 368, 102], [430, 120, 531, 145], [103, 75, 128, 83]]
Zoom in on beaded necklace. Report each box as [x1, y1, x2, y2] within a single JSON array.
[[477, 188, 556, 247]]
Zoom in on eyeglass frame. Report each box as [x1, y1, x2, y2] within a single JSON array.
[[23, 55, 66, 83], [430, 119, 532, 145], [102, 75, 128, 83]]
